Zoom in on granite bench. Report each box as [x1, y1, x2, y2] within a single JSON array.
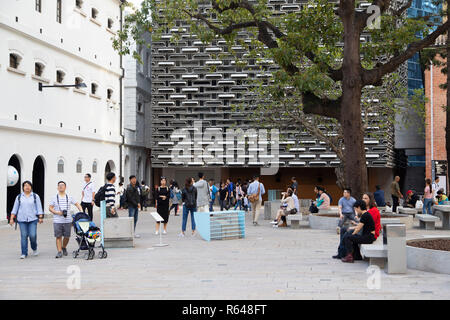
[[286, 214, 302, 229], [416, 214, 440, 230]]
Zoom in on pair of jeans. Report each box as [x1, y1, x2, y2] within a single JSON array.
[[338, 212, 356, 228], [81, 202, 93, 221], [170, 203, 179, 215], [234, 199, 242, 210], [219, 199, 227, 211], [128, 206, 139, 230], [18, 220, 38, 256], [182, 206, 196, 232], [392, 195, 399, 213], [209, 199, 215, 212], [422, 198, 433, 215], [344, 233, 375, 256]]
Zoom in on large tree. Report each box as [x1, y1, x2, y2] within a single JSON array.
[[116, 0, 450, 196]]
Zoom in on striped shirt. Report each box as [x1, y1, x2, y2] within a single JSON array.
[[105, 183, 116, 208], [50, 193, 76, 224]]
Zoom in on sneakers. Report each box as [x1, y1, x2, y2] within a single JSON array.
[[253, 221, 258, 226], [272, 224, 279, 228], [336, 226, 341, 235], [332, 254, 341, 259], [155, 231, 159, 235], [62, 248, 68, 256], [55, 251, 63, 259], [270, 220, 278, 225], [32, 250, 39, 257], [178, 232, 185, 237], [135, 234, 141, 238], [162, 230, 167, 235], [20, 255, 26, 259]]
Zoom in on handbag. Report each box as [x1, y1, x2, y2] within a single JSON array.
[[248, 183, 260, 203]]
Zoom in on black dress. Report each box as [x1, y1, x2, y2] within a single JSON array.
[[156, 186, 170, 223]]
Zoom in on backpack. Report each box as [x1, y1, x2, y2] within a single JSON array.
[[176, 190, 182, 201], [184, 187, 196, 208], [94, 184, 108, 207]]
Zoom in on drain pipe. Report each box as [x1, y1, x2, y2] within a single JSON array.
[[119, 1, 125, 182], [430, 62, 434, 179]]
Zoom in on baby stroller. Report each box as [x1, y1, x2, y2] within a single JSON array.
[[72, 212, 107, 260]]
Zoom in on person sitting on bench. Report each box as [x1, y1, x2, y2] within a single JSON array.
[[341, 200, 376, 263], [271, 189, 296, 228]]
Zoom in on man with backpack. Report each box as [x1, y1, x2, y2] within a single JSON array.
[[94, 172, 117, 218], [208, 178, 218, 212]]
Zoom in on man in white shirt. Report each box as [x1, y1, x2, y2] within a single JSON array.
[[49, 181, 82, 258], [81, 173, 95, 221], [194, 172, 210, 212], [247, 174, 266, 226], [432, 177, 440, 199]]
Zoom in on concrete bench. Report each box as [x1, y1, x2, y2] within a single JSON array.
[[397, 207, 419, 216], [264, 200, 281, 220], [103, 217, 134, 248], [286, 214, 302, 229], [416, 214, 440, 230], [361, 224, 406, 274], [432, 205, 450, 230]]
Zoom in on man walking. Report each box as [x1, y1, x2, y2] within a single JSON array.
[[247, 174, 265, 226], [49, 181, 82, 258], [81, 173, 95, 221], [390, 176, 403, 213], [290, 177, 298, 196], [208, 178, 218, 212], [194, 172, 210, 212], [105, 172, 118, 218], [226, 178, 235, 208], [125, 175, 141, 237], [337, 188, 357, 234]]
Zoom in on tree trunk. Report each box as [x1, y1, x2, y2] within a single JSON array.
[[335, 164, 346, 190], [446, 2, 450, 192], [340, 6, 369, 197]]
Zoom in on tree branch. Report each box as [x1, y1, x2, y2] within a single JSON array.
[[363, 19, 450, 85], [302, 92, 342, 120]]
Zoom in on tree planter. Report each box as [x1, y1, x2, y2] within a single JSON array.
[[309, 213, 339, 230], [406, 238, 450, 275]]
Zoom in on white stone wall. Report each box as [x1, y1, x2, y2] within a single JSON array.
[[0, 0, 122, 220]]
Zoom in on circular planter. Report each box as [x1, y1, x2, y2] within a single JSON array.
[[406, 237, 450, 275], [380, 213, 414, 229], [309, 213, 339, 230]]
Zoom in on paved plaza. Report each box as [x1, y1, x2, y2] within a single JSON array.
[[1, 208, 450, 300]]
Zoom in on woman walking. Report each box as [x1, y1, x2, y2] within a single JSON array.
[[423, 179, 433, 215], [219, 182, 229, 211], [169, 181, 181, 216], [155, 177, 170, 235], [234, 182, 243, 210], [9, 181, 44, 259], [180, 177, 197, 237]]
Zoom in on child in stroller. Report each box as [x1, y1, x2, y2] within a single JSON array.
[[72, 212, 107, 260]]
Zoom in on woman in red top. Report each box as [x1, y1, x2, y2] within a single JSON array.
[[362, 193, 381, 239]]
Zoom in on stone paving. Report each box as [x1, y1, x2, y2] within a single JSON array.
[[1, 208, 450, 300]]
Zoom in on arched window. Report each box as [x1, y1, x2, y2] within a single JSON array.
[[56, 70, 65, 83], [92, 161, 97, 173], [9, 53, 21, 69], [76, 160, 82, 173], [35, 62, 44, 77], [57, 159, 64, 173]]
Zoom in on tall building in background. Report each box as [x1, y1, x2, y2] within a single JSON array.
[[150, 0, 397, 201], [123, 30, 152, 186], [0, 0, 123, 221], [394, 0, 441, 193]]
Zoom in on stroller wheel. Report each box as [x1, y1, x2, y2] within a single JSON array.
[[72, 250, 78, 259], [84, 252, 89, 260], [88, 249, 95, 260], [98, 251, 104, 259], [102, 251, 107, 259]]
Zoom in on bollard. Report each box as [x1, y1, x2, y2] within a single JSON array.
[[385, 224, 407, 274]]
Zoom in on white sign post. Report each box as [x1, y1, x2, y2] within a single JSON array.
[[150, 212, 168, 247]]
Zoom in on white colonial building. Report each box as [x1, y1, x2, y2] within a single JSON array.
[[0, 0, 123, 221]]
